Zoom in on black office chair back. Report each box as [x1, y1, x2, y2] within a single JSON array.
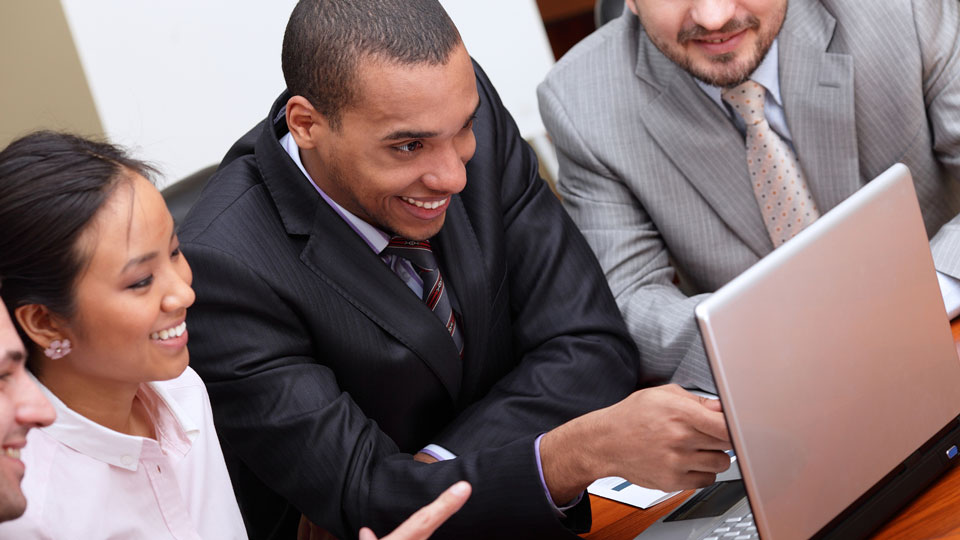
[[595, 0, 625, 28], [161, 164, 217, 225]]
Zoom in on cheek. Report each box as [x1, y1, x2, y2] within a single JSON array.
[[73, 298, 154, 351], [0, 401, 14, 435], [645, 9, 686, 43], [747, 0, 784, 23]]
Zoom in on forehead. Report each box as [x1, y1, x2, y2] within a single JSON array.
[[79, 174, 172, 269], [344, 45, 479, 132]]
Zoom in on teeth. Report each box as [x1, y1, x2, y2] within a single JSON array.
[[4, 448, 19, 459], [151, 321, 187, 341], [400, 196, 447, 210]]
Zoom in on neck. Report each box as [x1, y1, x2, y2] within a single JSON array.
[[32, 355, 155, 438]]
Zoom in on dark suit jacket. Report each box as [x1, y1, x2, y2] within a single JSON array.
[[179, 62, 639, 540]]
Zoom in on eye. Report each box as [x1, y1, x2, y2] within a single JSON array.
[[128, 275, 154, 290], [393, 141, 423, 154], [171, 246, 182, 259]]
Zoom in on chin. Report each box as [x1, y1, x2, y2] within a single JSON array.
[[0, 493, 26, 522], [393, 220, 446, 242], [156, 355, 190, 382], [690, 54, 758, 87]]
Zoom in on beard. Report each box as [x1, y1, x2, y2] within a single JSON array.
[[643, 5, 785, 88]]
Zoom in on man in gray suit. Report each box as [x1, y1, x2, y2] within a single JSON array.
[[539, 0, 960, 391]]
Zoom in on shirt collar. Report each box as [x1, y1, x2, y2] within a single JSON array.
[[696, 39, 782, 109], [280, 132, 390, 254], [33, 372, 199, 472]]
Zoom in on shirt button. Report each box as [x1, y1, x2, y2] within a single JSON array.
[[121, 455, 135, 467]]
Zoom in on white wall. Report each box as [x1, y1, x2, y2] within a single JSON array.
[[61, 1, 555, 187], [440, 0, 556, 140]]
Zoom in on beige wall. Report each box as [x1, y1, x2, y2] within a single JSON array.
[[0, 0, 102, 148]]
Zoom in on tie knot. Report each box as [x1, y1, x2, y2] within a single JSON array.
[[387, 236, 432, 250], [383, 236, 437, 270], [721, 80, 766, 126]]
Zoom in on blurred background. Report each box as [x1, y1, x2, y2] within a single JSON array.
[[0, 0, 603, 188]]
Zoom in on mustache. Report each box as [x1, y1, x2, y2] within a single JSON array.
[[677, 15, 761, 43]]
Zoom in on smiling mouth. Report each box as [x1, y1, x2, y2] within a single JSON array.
[[150, 321, 186, 341], [399, 196, 448, 210], [4, 448, 19, 459], [700, 37, 734, 44]]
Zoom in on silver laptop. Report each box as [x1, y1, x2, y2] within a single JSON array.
[[637, 163, 960, 540]]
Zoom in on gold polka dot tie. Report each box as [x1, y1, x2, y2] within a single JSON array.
[[722, 81, 820, 247]]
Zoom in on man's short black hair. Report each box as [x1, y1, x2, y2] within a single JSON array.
[[281, 0, 462, 129]]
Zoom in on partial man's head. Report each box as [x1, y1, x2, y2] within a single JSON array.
[[282, 0, 479, 241], [0, 296, 54, 522], [627, 0, 787, 87]]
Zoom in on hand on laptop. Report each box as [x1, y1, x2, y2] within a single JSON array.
[[540, 384, 731, 503]]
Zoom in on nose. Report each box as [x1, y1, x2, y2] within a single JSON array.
[[162, 262, 196, 313], [421, 137, 474, 194], [690, 0, 737, 30], [16, 372, 55, 429]]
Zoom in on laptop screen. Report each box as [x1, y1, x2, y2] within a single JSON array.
[[696, 164, 960, 539]]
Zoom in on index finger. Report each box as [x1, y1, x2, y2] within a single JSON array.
[[376, 481, 472, 540]]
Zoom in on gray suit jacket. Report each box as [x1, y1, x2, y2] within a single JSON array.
[[539, 0, 960, 390]]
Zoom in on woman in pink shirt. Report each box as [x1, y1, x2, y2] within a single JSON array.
[[0, 132, 468, 540]]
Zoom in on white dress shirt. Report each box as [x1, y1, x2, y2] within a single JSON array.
[[0, 367, 247, 539], [696, 41, 960, 318]]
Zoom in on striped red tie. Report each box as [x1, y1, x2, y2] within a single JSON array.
[[383, 237, 464, 358]]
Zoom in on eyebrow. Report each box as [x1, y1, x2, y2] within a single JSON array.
[[4, 349, 24, 363], [381, 100, 482, 141], [121, 228, 177, 273]]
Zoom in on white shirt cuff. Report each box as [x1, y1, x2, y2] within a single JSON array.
[[420, 444, 457, 461]]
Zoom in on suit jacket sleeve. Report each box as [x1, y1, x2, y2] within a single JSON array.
[[538, 79, 716, 391], [182, 239, 589, 540], [427, 63, 642, 454], [920, 0, 960, 277]]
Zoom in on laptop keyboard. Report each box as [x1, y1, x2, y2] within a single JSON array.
[[703, 513, 759, 540]]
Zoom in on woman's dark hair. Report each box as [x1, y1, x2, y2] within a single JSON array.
[[0, 131, 156, 336]]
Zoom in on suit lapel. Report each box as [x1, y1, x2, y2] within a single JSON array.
[[256, 94, 463, 400], [433, 194, 490, 405], [636, 33, 773, 257], [300, 207, 463, 401], [778, 0, 861, 213]]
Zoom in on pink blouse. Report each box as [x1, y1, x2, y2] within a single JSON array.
[[0, 367, 247, 539]]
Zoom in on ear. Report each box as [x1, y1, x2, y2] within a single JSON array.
[[286, 95, 331, 151], [14, 304, 68, 351], [626, 0, 639, 16]]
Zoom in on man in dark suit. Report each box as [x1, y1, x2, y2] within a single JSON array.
[[180, 1, 730, 539]]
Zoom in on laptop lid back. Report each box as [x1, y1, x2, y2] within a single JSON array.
[[695, 164, 960, 540]]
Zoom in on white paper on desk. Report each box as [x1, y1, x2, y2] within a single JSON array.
[[587, 477, 680, 509]]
